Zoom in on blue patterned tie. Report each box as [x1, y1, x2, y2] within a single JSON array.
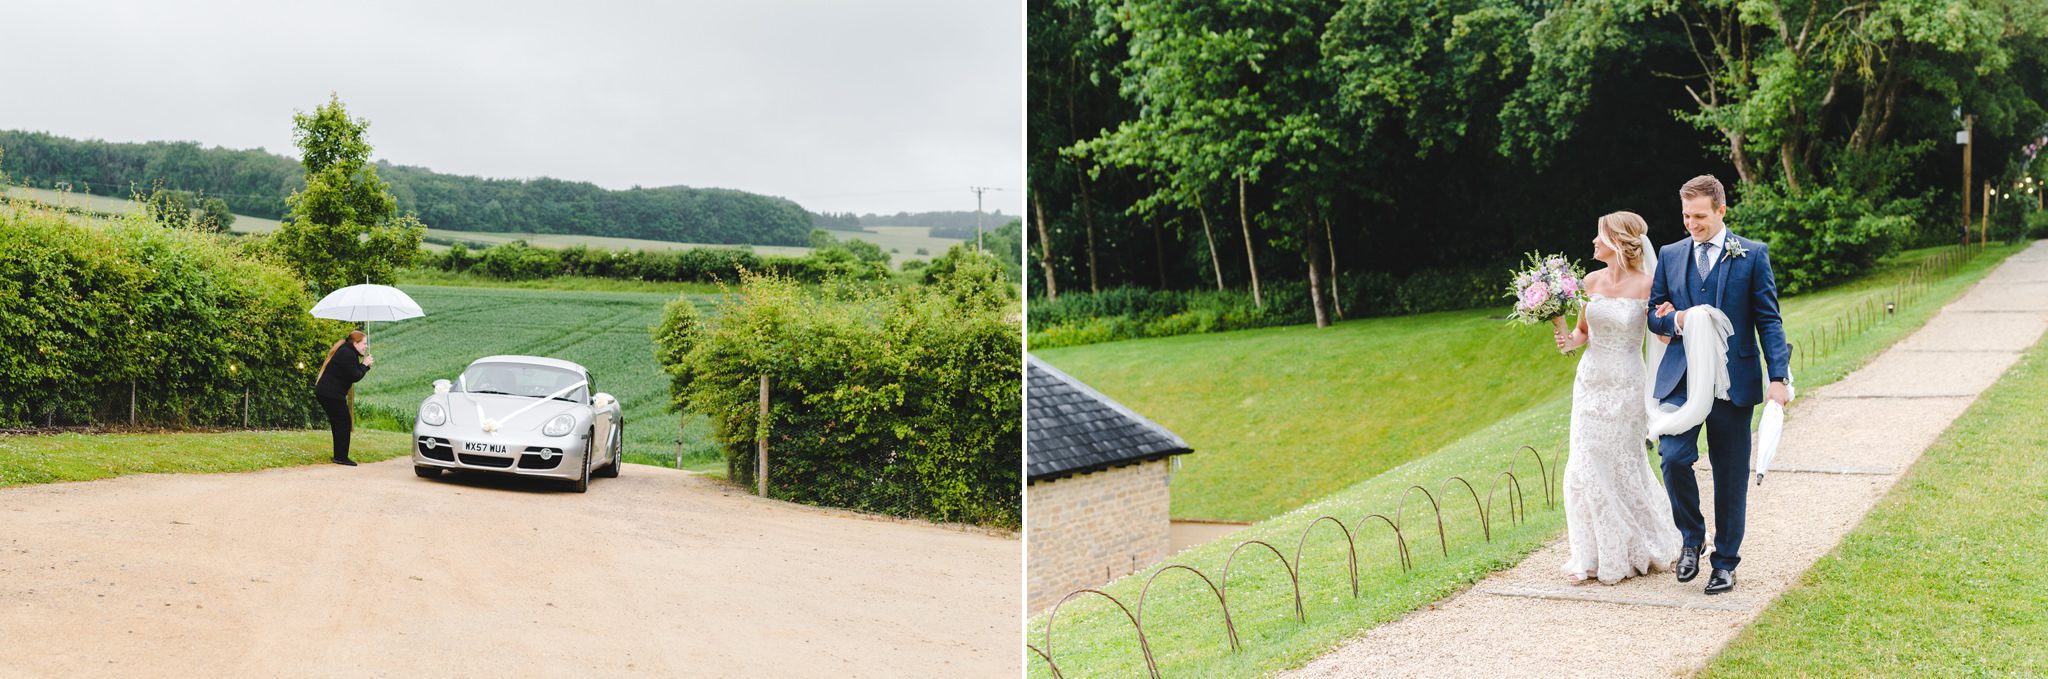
[[1696, 241, 1714, 280]]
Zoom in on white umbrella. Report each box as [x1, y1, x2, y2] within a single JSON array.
[[310, 284, 425, 323], [1753, 384, 1795, 485]]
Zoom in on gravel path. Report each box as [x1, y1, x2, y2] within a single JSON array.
[[0, 459, 1018, 677], [1288, 241, 2048, 678]]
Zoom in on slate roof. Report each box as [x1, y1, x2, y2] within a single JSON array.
[[1027, 354, 1193, 482]]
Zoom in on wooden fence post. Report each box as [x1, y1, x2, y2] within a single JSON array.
[[757, 375, 770, 497]]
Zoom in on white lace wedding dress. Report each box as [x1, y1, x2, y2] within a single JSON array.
[[1560, 295, 1682, 583]]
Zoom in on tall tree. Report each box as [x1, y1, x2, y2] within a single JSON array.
[[276, 94, 426, 292]]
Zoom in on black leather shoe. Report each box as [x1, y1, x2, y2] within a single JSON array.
[[1676, 545, 1701, 583], [333, 458, 358, 466], [1705, 568, 1736, 594]]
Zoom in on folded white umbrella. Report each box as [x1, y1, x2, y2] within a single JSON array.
[[310, 284, 425, 323], [1754, 384, 1794, 485]]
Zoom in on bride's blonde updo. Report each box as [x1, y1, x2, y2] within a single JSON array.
[[1598, 211, 1649, 271]]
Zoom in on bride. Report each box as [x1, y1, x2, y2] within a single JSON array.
[[1552, 211, 1682, 584]]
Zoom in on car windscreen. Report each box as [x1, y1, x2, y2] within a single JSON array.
[[457, 363, 587, 403]]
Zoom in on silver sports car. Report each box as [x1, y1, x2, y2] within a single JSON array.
[[410, 355, 624, 492]]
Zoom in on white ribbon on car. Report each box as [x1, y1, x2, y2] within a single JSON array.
[[1646, 305, 1733, 438], [477, 380, 588, 434]]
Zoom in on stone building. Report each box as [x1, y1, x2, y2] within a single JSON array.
[[1026, 355, 1193, 613]]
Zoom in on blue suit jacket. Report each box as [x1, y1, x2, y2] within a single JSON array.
[[1646, 232, 1791, 408]]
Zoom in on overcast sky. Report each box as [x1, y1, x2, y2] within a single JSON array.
[[0, 0, 1022, 216]]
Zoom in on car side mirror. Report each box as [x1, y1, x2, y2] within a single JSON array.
[[433, 379, 451, 395], [593, 393, 616, 409]]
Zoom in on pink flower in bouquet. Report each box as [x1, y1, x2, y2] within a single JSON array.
[[1524, 281, 1551, 308], [1560, 274, 1578, 297]]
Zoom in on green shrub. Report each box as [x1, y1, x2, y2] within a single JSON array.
[[477, 240, 564, 280], [654, 258, 1020, 528], [1730, 182, 1915, 294], [2028, 210, 2048, 240], [0, 205, 343, 427]]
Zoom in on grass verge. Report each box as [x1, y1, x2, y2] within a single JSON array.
[[0, 429, 414, 488], [1701, 318, 2048, 676]]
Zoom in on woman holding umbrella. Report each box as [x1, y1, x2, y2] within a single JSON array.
[[307, 282, 424, 467], [314, 330, 374, 466]]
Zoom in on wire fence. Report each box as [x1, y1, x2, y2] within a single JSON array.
[[1030, 444, 1558, 679], [1790, 243, 1984, 376]]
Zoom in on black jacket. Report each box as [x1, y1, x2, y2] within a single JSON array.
[[314, 342, 372, 399]]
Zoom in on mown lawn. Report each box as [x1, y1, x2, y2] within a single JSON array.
[[1028, 242, 2025, 678], [1035, 243, 2024, 523], [1702, 322, 2048, 676], [0, 429, 414, 488]]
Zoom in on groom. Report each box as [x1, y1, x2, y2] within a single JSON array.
[[1647, 175, 1792, 595]]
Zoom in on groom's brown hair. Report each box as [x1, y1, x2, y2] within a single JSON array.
[[1680, 175, 1727, 209]]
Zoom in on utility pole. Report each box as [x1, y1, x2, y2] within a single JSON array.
[[1961, 114, 1974, 245], [969, 186, 1002, 252]]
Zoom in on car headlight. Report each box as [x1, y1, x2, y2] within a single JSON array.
[[542, 413, 575, 437], [420, 401, 447, 426]]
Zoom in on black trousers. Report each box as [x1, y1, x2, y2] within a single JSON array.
[[317, 394, 352, 461]]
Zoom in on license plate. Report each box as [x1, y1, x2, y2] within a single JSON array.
[[463, 442, 507, 454]]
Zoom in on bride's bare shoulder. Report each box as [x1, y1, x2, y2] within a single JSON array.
[[1615, 270, 1654, 298]]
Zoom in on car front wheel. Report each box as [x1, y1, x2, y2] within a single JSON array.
[[596, 420, 622, 479], [570, 429, 592, 493]]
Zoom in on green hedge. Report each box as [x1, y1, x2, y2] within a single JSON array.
[[654, 252, 1021, 528], [1026, 266, 1498, 349], [0, 205, 344, 428], [418, 237, 892, 284]]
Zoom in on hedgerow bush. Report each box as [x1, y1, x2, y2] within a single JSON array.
[[418, 235, 892, 284], [0, 205, 345, 427], [654, 252, 1020, 528]]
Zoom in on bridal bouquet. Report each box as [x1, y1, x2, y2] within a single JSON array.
[[1505, 252, 1588, 355]]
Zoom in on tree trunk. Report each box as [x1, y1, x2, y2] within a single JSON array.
[[1729, 133, 1757, 185], [1078, 173, 1100, 294], [1196, 200, 1225, 292], [1238, 176, 1262, 309], [1780, 139, 1801, 192], [1033, 193, 1058, 302], [1153, 220, 1167, 289], [1323, 215, 1344, 320], [1305, 218, 1329, 328]]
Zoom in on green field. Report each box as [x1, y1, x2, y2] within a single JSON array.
[[346, 285, 726, 473], [1, 185, 966, 264], [1029, 243, 2027, 678], [1702, 326, 2048, 676], [1036, 243, 2026, 523]]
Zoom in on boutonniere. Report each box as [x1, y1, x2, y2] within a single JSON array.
[[1725, 240, 1750, 259]]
